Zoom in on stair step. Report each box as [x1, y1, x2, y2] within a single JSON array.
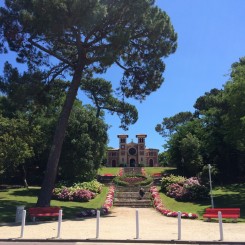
[[116, 186, 151, 192]]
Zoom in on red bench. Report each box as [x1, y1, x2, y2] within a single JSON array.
[[203, 208, 240, 222], [29, 207, 62, 221]]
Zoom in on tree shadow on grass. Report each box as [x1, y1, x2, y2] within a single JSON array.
[[10, 188, 40, 197]]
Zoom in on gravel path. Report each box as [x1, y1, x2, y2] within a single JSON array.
[[0, 207, 244, 242]]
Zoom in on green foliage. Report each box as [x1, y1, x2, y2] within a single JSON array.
[[53, 181, 103, 202], [157, 57, 245, 182], [81, 78, 138, 130], [59, 102, 108, 183], [166, 177, 209, 201], [0, 115, 42, 184], [0, 0, 177, 206], [113, 175, 153, 186], [72, 180, 103, 194], [161, 174, 186, 192], [0, 186, 109, 222]]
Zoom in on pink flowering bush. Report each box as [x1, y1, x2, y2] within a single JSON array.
[[150, 186, 198, 219], [53, 180, 102, 202], [53, 187, 96, 202], [76, 185, 115, 218], [167, 177, 208, 201], [73, 189, 96, 201]]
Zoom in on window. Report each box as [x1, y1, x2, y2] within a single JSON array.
[[120, 138, 126, 143]]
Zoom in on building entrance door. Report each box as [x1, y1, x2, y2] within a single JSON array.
[[149, 159, 153, 167], [130, 158, 136, 167], [112, 160, 116, 167]]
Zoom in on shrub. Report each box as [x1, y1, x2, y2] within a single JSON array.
[[161, 175, 186, 192], [53, 180, 102, 202], [73, 189, 96, 202], [113, 174, 153, 186], [73, 180, 102, 193], [166, 177, 209, 201]]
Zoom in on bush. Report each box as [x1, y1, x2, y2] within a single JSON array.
[[161, 175, 186, 192], [166, 177, 209, 201], [53, 180, 102, 202], [73, 180, 102, 193], [113, 174, 153, 186]]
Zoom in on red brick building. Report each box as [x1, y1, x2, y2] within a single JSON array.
[[107, 134, 159, 167]]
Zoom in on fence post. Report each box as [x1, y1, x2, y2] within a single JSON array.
[[178, 211, 182, 240], [20, 210, 26, 238], [57, 209, 62, 239], [96, 210, 100, 238], [136, 209, 139, 239], [218, 211, 224, 241]]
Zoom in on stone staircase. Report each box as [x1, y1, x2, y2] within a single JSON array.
[[123, 167, 142, 175], [113, 186, 152, 208]]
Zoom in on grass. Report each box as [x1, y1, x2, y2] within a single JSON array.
[[158, 183, 245, 222], [97, 167, 120, 175], [97, 166, 177, 176], [0, 186, 108, 223], [144, 167, 176, 176]]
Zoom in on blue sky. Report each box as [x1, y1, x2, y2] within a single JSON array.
[[1, 1, 245, 152], [102, 0, 245, 151]]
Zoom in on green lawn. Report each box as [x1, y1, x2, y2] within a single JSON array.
[[97, 166, 177, 176], [144, 167, 176, 176], [97, 167, 120, 175], [0, 186, 108, 223], [159, 183, 245, 222]]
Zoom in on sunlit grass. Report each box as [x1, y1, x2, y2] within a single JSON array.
[[97, 167, 120, 175], [158, 184, 245, 222], [0, 186, 108, 223]]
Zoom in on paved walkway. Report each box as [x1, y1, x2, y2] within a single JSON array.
[[0, 207, 244, 243]]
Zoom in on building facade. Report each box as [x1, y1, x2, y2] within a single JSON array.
[[107, 134, 159, 167]]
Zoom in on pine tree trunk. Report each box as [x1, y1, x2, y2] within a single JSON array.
[[36, 66, 83, 207]]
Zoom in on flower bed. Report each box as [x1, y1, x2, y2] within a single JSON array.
[[53, 180, 102, 202], [152, 173, 162, 177], [76, 185, 115, 218], [150, 186, 198, 219], [113, 174, 153, 186], [118, 168, 123, 176]]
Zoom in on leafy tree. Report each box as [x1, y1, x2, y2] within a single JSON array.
[[155, 111, 193, 137], [180, 133, 203, 176], [0, 0, 177, 206], [157, 57, 245, 182], [222, 57, 245, 151], [81, 78, 138, 130], [0, 115, 41, 187], [59, 101, 108, 183], [158, 151, 169, 166], [0, 65, 108, 185]]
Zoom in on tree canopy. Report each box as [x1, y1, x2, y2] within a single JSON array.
[[0, 0, 177, 206], [156, 57, 245, 183]]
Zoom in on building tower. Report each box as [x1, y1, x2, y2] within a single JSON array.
[[117, 134, 128, 166], [136, 134, 147, 166]]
